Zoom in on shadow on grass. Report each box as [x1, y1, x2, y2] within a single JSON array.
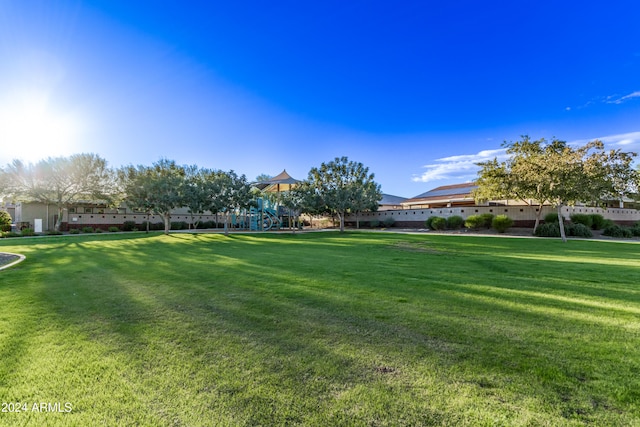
[[2, 232, 639, 424]]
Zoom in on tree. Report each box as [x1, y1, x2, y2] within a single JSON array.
[[204, 170, 253, 234], [255, 173, 273, 182], [119, 159, 186, 234], [475, 136, 638, 242], [182, 165, 210, 230], [1, 154, 116, 231], [301, 157, 382, 232]]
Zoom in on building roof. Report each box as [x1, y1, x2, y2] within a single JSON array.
[[253, 169, 301, 192], [379, 194, 407, 205], [409, 183, 477, 200], [403, 182, 478, 206]]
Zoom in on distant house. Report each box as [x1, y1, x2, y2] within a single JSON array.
[[378, 194, 407, 210], [401, 183, 478, 209]]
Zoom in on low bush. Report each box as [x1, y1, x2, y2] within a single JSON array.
[[544, 212, 559, 223], [369, 220, 380, 228], [196, 220, 216, 229], [631, 225, 640, 237], [69, 228, 80, 234], [1, 231, 20, 238], [492, 215, 513, 233], [171, 221, 188, 230], [602, 225, 633, 238], [590, 214, 607, 230], [95, 228, 104, 233], [566, 223, 593, 238], [535, 223, 593, 238], [82, 227, 95, 233], [122, 221, 137, 231], [21, 228, 36, 236], [534, 223, 561, 237], [0, 224, 11, 232], [429, 217, 447, 231], [382, 217, 395, 228], [45, 230, 63, 235], [479, 213, 494, 228], [108, 226, 120, 232], [464, 215, 484, 230], [570, 214, 593, 228], [446, 215, 464, 230]]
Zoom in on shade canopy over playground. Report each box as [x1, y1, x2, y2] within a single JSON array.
[[253, 170, 301, 193]]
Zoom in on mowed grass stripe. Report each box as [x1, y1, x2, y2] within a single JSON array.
[[0, 232, 638, 426]]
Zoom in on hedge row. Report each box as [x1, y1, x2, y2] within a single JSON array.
[[426, 214, 513, 233]]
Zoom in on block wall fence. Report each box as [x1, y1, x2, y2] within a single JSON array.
[[345, 206, 640, 228]]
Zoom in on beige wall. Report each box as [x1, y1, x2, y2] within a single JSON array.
[[348, 205, 640, 227]]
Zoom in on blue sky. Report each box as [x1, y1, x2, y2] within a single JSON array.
[[1, 1, 639, 197]]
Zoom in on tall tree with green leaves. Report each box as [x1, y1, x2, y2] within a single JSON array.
[[302, 156, 382, 232], [1, 153, 116, 231], [475, 136, 638, 241], [198, 170, 252, 235], [119, 159, 186, 234]]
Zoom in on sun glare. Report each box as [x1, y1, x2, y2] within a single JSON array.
[[0, 92, 81, 163]]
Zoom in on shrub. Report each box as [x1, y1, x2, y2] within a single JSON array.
[[590, 214, 607, 230], [82, 227, 95, 233], [446, 215, 464, 229], [122, 221, 137, 231], [382, 217, 395, 228], [21, 228, 36, 236], [1, 231, 20, 238], [492, 215, 513, 233], [369, 220, 380, 228], [535, 223, 593, 238], [171, 221, 188, 230], [95, 228, 104, 233], [429, 217, 447, 231], [108, 226, 120, 232], [479, 213, 494, 228], [45, 230, 63, 235], [0, 210, 12, 231], [534, 223, 561, 237], [631, 225, 640, 237], [196, 220, 216, 229], [464, 215, 484, 230], [602, 224, 633, 238], [544, 212, 559, 223], [69, 228, 80, 234], [424, 217, 435, 229], [570, 214, 592, 228], [566, 223, 593, 238]]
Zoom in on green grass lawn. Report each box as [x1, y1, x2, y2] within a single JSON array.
[[0, 232, 638, 426]]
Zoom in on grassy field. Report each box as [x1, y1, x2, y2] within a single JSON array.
[[0, 231, 638, 426]]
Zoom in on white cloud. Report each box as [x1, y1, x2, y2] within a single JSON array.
[[605, 91, 640, 105], [412, 148, 507, 183]]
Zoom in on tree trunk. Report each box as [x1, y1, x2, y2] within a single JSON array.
[[55, 205, 64, 231], [533, 203, 543, 233], [146, 213, 150, 233], [338, 211, 345, 233], [163, 212, 171, 235], [557, 204, 567, 243]]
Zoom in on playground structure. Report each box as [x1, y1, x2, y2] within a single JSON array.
[[225, 197, 299, 231], [249, 197, 282, 231]]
